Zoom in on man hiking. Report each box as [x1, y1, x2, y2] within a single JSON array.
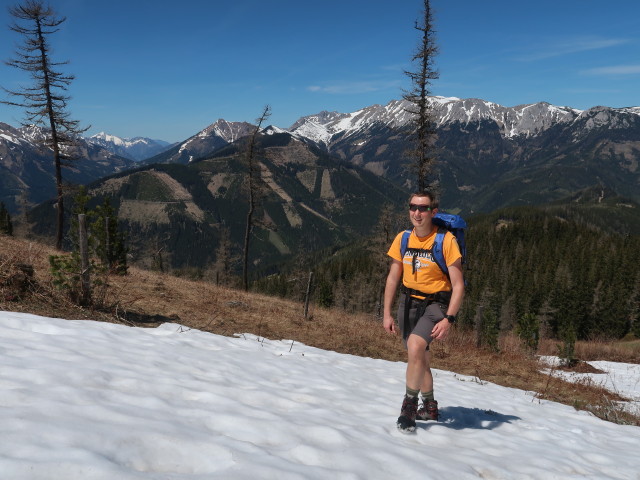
[[383, 191, 465, 433]]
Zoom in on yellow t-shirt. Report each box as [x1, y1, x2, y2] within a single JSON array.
[[387, 228, 462, 294]]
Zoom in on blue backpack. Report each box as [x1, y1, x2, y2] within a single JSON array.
[[400, 212, 467, 279]]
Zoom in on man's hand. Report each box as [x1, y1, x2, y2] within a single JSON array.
[[383, 314, 397, 334], [431, 317, 451, 340], [382, 259, 402, 335]]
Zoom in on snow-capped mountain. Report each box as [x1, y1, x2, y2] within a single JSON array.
[[88, 132, 173, 162], [288, 97, 585, 148], [3, 96, 639, 218], [0, 123, 136, 214], [285, 97, 640, 213], [142, 119, 255, 165]]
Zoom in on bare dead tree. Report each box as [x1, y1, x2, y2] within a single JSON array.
[[2, 0, 88, 250], [242, 105, 271, 291], [402, 0, 439, 192]]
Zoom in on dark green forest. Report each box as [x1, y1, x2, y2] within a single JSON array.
[[460, 205, 639, 340], [255, 199, 640, 341]]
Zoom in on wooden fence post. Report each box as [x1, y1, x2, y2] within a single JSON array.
[[105, 216, 110, 267], [475, 305, 485, 348], [304, 271, 314, 319], [78, 214, 91, 306]]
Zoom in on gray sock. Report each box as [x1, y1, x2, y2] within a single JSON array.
[[406, 386, 420, 398], [420, 390, 435, 401]]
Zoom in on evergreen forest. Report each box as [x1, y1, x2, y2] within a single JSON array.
[[254, 199, 640, 342]]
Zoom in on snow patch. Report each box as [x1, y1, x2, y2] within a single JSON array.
[[1, 311, 640, 480]]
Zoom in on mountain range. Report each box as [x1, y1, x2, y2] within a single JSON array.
[[88, 132, 174, 162], [289, 98, 640, 212], [3, 96, 639, 215], [0, 122, 137, 214], [132, 96, 640, 214], [3, 95, 639, 273]]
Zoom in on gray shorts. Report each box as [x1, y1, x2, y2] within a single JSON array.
[[397, 294, 448, 349]]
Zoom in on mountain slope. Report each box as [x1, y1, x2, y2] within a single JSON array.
[[27, 131, 408, 272]]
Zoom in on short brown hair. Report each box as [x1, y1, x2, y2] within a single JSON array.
[[408, 191, 439, 209]]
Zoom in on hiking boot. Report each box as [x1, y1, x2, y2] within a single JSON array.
[[396, 395, 418, 433], [417, 399, 439, 421]]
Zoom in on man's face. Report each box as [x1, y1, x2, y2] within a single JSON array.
[[409, 196, 436, 229]]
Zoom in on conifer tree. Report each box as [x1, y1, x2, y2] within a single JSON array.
[[2, 0, 88, 250], [516, 312, 540, 353], [213, 225, 234, 286], [0, 202, 13, 235], [48, 187, 91, 304], [372, 203, 403, 317], [91, 198, 128, 275], [403, 0, 439, 191]]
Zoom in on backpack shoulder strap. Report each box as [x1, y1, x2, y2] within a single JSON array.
[[432, 227, 449, 278], [400, 229, 412, 258], [401, 227, 449, 276]]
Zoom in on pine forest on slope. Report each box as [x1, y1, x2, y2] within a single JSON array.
[[255, 188, 640, 342]]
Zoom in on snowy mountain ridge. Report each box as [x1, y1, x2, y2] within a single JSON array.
[[196, 119, 254, 143], [288, 97, 589, 147], [88, 132, 172, 162], [91, 132, 147, 147], [84, 97, 640, 163], [171, 119, 255, 164]]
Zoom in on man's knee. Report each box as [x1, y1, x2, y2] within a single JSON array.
[[423, 350, 431, 368], [407, 334, 428, 362]]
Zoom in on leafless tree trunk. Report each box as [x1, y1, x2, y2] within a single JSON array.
[[2, 0, 88, 250], [403, 0, 439, 192], [242, 105, 271, 291]]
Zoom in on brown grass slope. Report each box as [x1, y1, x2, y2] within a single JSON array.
[[1, 233, 638, 426]]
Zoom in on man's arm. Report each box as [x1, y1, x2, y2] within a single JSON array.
[[383, 259, 403, 334], [431, 258, 464, 340], [445, 259, 464, 317]]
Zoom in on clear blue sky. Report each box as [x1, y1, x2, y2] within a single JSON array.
[[1, 0, 638, 143]]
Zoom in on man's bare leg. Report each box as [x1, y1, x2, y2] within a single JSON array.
[[406, 334, 429, 390]]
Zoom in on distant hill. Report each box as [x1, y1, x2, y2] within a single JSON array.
[[141, 120, 255, 165]]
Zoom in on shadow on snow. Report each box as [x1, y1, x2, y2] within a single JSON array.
[[418, 406, 521, 431]]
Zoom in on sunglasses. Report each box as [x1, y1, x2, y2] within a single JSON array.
[[409, 204, 432, 212]]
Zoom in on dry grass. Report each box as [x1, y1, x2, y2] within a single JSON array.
[[431, 331, 632, 421], [538, 337, 640, 364], [1, 233, 638, 426]]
